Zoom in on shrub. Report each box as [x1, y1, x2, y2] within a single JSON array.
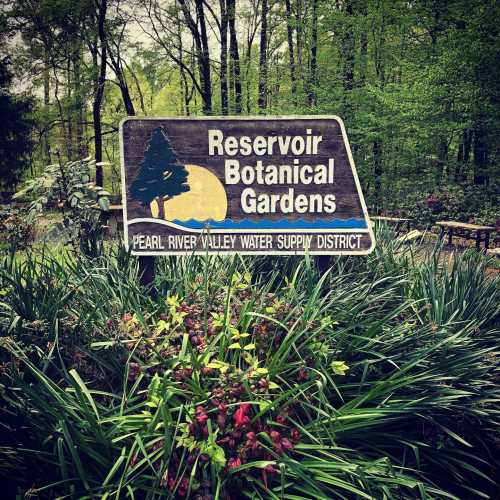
[[13, 156, 111, 258], [0, 234, 499, 499]]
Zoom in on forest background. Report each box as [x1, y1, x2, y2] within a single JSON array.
[[0, 0, 499, 225]]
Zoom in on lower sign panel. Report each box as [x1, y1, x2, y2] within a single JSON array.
[[120, 116, 375, 255]]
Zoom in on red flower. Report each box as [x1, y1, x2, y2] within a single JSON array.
[[195, 406, 208, 425], [227, 457, 242, 469], [128, 363, 141, 382], [246, 431, 256, 441], [234, 403, 251, 428], [217, 413, 226, 429], [270, 430, 281, 442], [291, 429, 301, 442], [297, 367, 308, 381], [276, 414, 287, 425], [281, 437, 294, 450]]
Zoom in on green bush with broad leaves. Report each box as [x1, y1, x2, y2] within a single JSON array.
[[13, 156, 111, 257]]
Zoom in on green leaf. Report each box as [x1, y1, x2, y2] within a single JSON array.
[[98, 197, 110, 211], [330, 361, 349, 376]]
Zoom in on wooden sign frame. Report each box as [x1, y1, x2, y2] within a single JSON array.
[[119, 116, 375, 256]]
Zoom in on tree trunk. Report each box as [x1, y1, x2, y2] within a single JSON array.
[[308, 0, 319, 107], [373, 140, 383, 205], [66, 59, 74, 160], [455, 128, 472, 182], [43, 50, 51, 162], [178, 0, 212, 114], [358, 0, 368, 86], [342, 0, 355, 92], [372, 3, 386, 205], [219, 0, 229, 115], [195, 0, 212, 114], [108, 48, 135, 116], [436, 100, 451, 183], [473, 126, 489, 185], [257, 0, 268, 111], [228, 0, 242, 113], [295, 0, 304, 83], [93, 0, 107, 187], [73, 44, 86, 157], [285, 0, 296, 97]]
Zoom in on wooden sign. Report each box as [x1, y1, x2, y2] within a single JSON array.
[[120, 116, 375, 255]]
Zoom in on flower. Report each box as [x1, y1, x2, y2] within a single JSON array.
[[227, 457, 242, 469], [195, 406, 208, 425], [270, 430, 280, 442], [122, 313, 133, 323], [291, 428, 301, 442], [128, 362, 141, 382], [234, 403, 251, 428], [276, 414, 287, 425]]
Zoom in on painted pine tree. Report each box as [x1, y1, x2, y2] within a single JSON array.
[[130, 128, 190, 219]]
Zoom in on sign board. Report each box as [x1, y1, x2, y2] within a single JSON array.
[[120, 116, 375, 255]]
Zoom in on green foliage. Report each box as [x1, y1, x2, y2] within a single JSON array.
[[0, 56, 34, 187], [14, 156, 111, 257], [0, 206, 35, 254], [0, 232, 498, 498]]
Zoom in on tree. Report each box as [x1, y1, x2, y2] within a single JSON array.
[[178, 0, 212, 114], [0, 57, 34, 188], [91, 0, 108, 186], [219, 0, 229, 114], [257, 0, 268, 111], [130, 127, 190, 219], [228, 0, 242, 114]]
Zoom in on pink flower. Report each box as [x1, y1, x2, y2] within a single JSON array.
[[270, 430, 280, 442], [234, 403, 251, 428], [217, 413, 226, 429], [127, 363, 141, 382], [228, 457, 242, 469], [276, 414, 287, 425], [246, 431, 256, 441], [195, 406, 208, 425]]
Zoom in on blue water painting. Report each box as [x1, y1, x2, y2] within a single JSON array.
[[171, 218, 368, 230]]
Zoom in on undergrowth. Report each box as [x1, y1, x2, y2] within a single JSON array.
[[0, 231, 498, 499]]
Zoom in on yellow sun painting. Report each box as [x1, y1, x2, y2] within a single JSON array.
[[158, 164, 227, 221]]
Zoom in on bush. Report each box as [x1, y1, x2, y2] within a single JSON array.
[[13, 157, 111, 258], [0, 234, 499, 499], [380, 182, 500, 232], [0, 205, 35, 253]]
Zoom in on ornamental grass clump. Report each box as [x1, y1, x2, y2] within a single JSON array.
[[0, 234, 499, 499]]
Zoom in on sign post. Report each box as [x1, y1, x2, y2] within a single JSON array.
[[120, 116, 374, 278]]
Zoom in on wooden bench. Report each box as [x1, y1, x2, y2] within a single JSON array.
[[436, 221, 495, 250], [486, 247, 500, 258], [371, 216, 412, 234]]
